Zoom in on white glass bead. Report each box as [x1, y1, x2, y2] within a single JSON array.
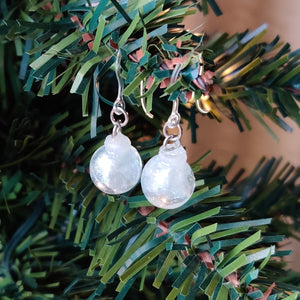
[[89, 132, 142, 194], [141, 144, 195, 209]]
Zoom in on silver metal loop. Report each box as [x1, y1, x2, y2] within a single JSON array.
[[163, 123, 182, 144], [110, 106, 129, 127], [113, 98, 125, 115], [162, 136, 181, 150]]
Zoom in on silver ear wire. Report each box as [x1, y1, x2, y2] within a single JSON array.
[[198, 52, 204, 76], [162, 63, 182, 148], [140, 80, 154, 119], [195, 94, 210, 114], [195, 52, 210, 114], [110, 50, 129, 136]]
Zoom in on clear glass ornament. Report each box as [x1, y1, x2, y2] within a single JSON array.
[[90, 131, 142, 194], [141, 144, 195, 209]]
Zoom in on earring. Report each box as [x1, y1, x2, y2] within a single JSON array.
[[89, 51, 142, 194], [141, 64, 195, 209]]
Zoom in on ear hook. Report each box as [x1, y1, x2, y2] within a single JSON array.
[[110, 50, 129, 136], [162, 63, 182, 148], [196, 95, 210, 114], [194, 53, 210, 114], [114, 50, 125, 112], [140, 62, 182, 120], [169, 63, 181, 125], [140, 80, 154, 119]]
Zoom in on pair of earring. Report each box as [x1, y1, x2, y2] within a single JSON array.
[[89, 52, 195, 209]]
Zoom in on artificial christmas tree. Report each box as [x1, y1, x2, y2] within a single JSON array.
[[1, 0, 300, 299]]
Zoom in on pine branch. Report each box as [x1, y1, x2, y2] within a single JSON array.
[[0, 0, 299, 136], [210, 25, 300, 135]]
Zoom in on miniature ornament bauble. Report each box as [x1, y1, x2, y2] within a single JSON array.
[[89, 131, 142, 194], [141, 143, 195, 209]]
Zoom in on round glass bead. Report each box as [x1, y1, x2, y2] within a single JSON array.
[[141, 144, 195, 209], [89, 132, 142, 194]]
